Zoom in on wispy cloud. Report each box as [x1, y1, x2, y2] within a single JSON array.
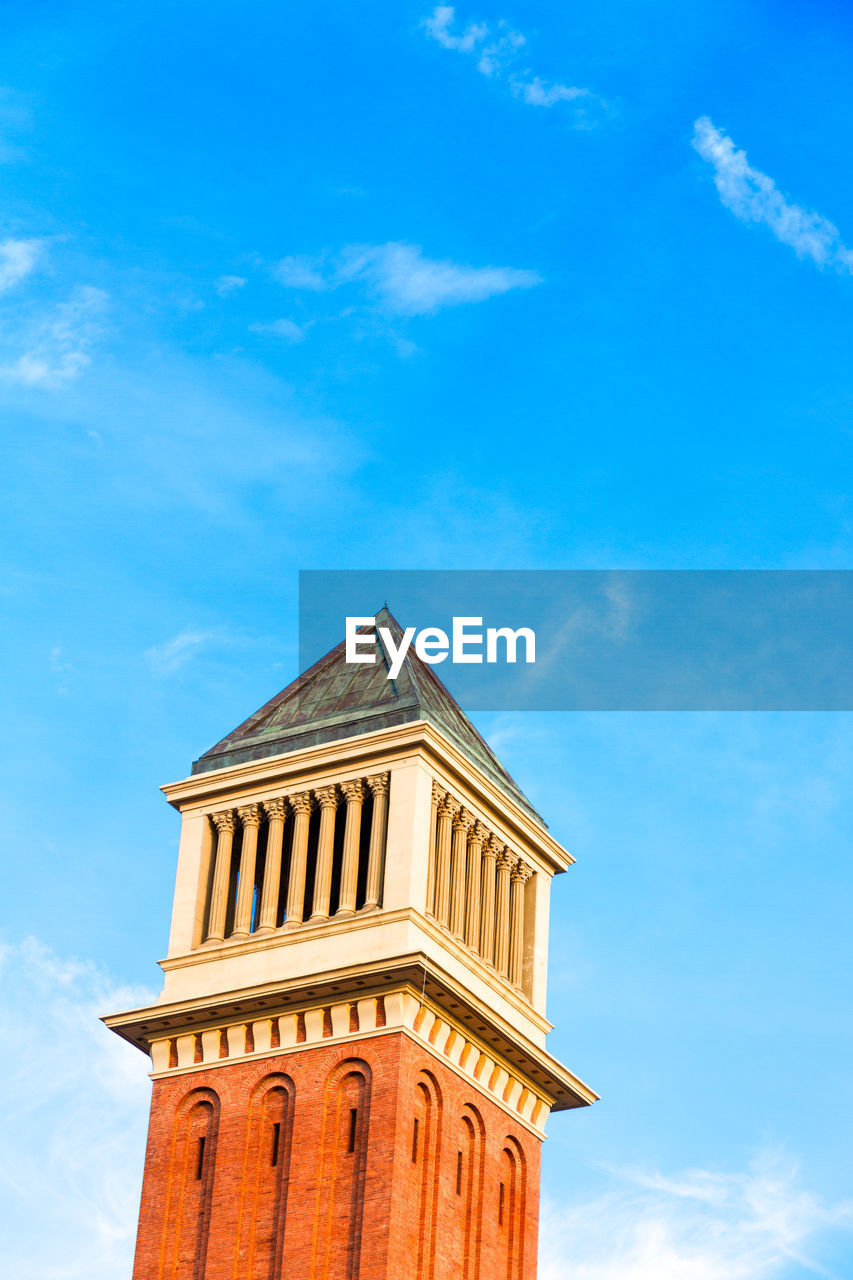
[[249, 316, 308, 342], [539, 1156, 853, 1280], [144, 626, 223, 674], [274, 241, 541, 316], [214, 273, 246, 296], [0, 237, 41, 292], [0, 285, 108, 387], [274, 255, 332, 290], [693, 117, 853, 273], [0, 938, 152, 1279], [422, 5, 602, 123]]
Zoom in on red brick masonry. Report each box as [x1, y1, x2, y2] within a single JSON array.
[[132, 1029, 541, 1280]]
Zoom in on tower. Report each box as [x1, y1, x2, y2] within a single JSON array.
[[107, 608, 596, 1280]]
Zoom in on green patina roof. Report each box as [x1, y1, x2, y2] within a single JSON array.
[[193, 606, 544, 826]]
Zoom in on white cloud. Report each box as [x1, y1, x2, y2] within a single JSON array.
[[423, 4, 525, 76], [422, 6, 598, 119], [511, 74, 588, 107], [214, 273, 247, 296], [539, 1156, 853, 1280], [249, 316, 307, 342], [0, 284, 107, 387], [276, 241, 541, 315], [273, 254, 331, 290], [144, 626, 222, 673], [692, 117, 853, 273], [0, 938, 153, 1279], [0, 237, 40, 292]]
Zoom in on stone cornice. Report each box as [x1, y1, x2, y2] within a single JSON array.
[[104, 984, 598, 1127], [103, 947, 597, 1112]]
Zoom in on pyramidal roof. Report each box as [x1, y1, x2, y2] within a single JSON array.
[[193, 607, 544, 826]]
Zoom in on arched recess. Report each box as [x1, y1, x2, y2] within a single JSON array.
[[451, 1103, 485, 1280], [311, 1058, 372, 1280], [158, 1087, 220, 1280], [498, 1136, 527, 1280], [233, 1073, 296, 1280], [411, 1070, 442, 1280]]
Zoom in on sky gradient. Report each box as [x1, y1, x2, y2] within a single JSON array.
[[1, 2, 852, 1276]]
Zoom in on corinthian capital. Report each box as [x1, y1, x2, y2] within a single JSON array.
[[367, 772, 390, 798], [431, 780, 446, 805], [483, 834, 502, 859], [438, 794, 459, 819], [340, 778, 366, 804], [471, 820, 488, 846], [314, 785, 340, 810], [263, 796, 288, 821], [511, 859, 533, 884], [452, 807, 474, 833], [496, 848, 516, 873], [237, 803, 262, 828], [211, 809, 236, 834], [289, 790, 313, 815]]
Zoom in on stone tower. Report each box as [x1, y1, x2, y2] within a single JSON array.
[[107, 608, 596, 1280]]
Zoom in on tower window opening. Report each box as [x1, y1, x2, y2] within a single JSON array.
[[347, 1107, 358, 1153], [456, 1149, 463, 1195], [499, 1181, 505, 1225], [195, 1136, 206, 1181], [412, 1117, 419, 1163], [271, 1121, 281, 1167]]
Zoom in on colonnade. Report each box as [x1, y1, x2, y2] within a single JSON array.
[[428, 783, 534, 991], [203, 773, 389, 944]]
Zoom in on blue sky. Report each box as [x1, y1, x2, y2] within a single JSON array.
[[1, 2, 852, 1276]]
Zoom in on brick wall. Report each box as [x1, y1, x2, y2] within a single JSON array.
[[132, 1030, 541, 1280]]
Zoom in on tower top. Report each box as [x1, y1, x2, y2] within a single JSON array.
[[194, 606, 544, 826]]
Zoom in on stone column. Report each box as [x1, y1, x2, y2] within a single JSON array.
[[433, 794, 456, 927], [337, 779, 366, 916], [479, 834, 499, 963], [509, 860, 533, 988], [233, 804, 262, 938], [363, 773, 390, 910], [425, 781, 441, 916], [257, 797, 288, 933], [449, 809, 473, 939], [464, 821, 487, 951], [310, 786, 339, 921], [206, 811, 236, 943], [494, 847, 515, 977], [285, 791, 313, 926]]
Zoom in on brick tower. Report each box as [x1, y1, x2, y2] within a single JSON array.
[[107, 608, 596, 1280]]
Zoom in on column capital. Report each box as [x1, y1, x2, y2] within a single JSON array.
[[339, 778, 366, 804], [470, 820, 488, 846], [314, 784, 340, 810], [496, 847, 516, 873], [211, 810, 236, 834], [263, 796, 288, 821], [483, 834, 501, 859], [431, 780, 446, 805], [452, 807, 474, 833], [289, 790, 313, 815], [511, 859, 534, 884], [438, 794, 459, 819], [367, 772, 390, 798], [237, 803, 262, 828]]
